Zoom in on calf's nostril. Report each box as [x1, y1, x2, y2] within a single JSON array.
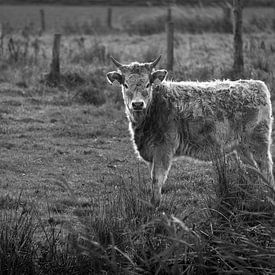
[[132, 102, 144, 110]]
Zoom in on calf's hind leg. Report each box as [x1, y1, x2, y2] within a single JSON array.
[[252, 144, 274, 189], [250, 120, 275, 189]]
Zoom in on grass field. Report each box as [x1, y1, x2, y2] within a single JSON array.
[[0, 5, 275, 33], [0, 4, 275, 274]]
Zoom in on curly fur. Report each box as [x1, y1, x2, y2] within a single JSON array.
[[107, 62, 274, 206]]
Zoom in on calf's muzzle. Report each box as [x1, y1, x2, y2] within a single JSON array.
[[132, 101, 145, 111]]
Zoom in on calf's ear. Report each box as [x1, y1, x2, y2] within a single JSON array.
[[150, 70, 168, 84], [106, 71, 123, 86]]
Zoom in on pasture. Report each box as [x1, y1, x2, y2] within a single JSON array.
[[0, 4, 275, 33], [0, 3, 275, 274]]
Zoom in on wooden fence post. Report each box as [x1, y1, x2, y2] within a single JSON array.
[[40, 9, 46, 33], [107, 7, 112, 29], [33, 38, 39, 64], [8, 38, 18, 62], [166, 21, 174, 72], [233, 0, 244, 78], [49, 33, 61, 84], [0, 23, 3, 56], [167, 7, 172, 22]]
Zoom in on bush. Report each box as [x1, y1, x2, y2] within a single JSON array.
[[76, 85, 106, 106]]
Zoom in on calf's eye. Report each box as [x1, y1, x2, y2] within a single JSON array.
[[146, 83, 150, 88], [124, 83, 129, 89]]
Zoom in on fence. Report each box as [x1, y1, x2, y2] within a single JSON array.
[[40, 9, 46, 34], [48, 33, 61, 85], [233, 0, 244, 77], [0, 3, 245, 82]]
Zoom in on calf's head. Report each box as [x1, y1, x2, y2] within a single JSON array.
[[106, 56, 167, 122]]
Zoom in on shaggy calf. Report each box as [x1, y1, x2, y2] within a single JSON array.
[[106, 56, 274, 206]]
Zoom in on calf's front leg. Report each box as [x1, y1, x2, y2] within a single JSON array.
[[150, 149, 172, 206]]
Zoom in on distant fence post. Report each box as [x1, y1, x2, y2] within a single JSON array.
[[8, 38, 18, 62], [167, 7, 172, 22], [166, 14, 174, 72], [0, 23, 3, 56], [33, 37, 39, 64], [107, 7, 112, 29], [40, 9, 46, 34], [233, 0, 244, 78], [48, 33, 61, 85]]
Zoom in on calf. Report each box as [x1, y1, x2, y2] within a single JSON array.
[[106, 56, 274, 206]]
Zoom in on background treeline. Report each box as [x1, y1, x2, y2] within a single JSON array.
[[0, 0, 274, 6]]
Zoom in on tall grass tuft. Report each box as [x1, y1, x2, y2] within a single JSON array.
[[204, 152, 275, 274], [0, 195, 36, 274], [0, 158, 274, 274]]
